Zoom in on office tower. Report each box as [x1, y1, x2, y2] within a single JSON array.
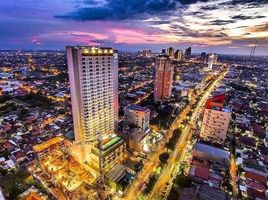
[[200, 52, 206, 63], [124, 104, 150, 133], [142, 49, 151, 57], [214, 54, 218, 64], [184, 47, 191, 60], [167, 47, 174, 58], [174, 50, 183, 61], [207, 53, 216, 70], [200, 94, 231, 144], [161, 49, 166, 54], [66, 46, 118, 163], [154, 55, 174, 101]]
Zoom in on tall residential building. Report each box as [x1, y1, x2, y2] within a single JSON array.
[[167, 47, 174, 58], [154, 55, 174, 101], [200, 94, 231, 144], [124, 104, 150, 133], [142, 49, 151, 57], [200, 52, 207, 63], [207, 53, 217, 69], [174, 50, 183, 61], [66, 46, 119, 163], [184, 47, 191, 60]]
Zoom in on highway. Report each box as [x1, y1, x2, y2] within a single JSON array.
[[122, 101, 191, 200], [148, 69, 227, 200], [121, 69, 227, 200]]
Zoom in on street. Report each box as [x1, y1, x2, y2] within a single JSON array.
[[122, 69, 227, 200]]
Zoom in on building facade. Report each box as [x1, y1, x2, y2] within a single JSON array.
[[124, 104, 150, 133], [167, 47, 174, 59], [207, 53, 216, 70], [200, 95, 231, 144], [184, 47, 191, 60], [142, 49, 151, 57], [66, 46, 119, 163], [174, 50, 183, 61], [154, 55, 174, 101]]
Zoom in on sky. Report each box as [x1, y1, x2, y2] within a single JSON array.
[[0, 0, 267, 55]]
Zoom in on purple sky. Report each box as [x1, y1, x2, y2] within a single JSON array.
[[0, 0, 267, 55]]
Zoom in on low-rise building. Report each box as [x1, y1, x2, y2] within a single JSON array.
[[124, 104, 150, 133]]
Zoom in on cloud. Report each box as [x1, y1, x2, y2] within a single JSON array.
[[247, 23, 268, 32], [210, 19, 236, 26], [231, 14, 265, 20], [0, 0, 267, 54], [56, 0, 183, 21]]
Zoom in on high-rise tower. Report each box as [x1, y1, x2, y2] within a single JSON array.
[[154, 55, 174, 101], [207, 53, 217, 70], [184, 47, 191, 60], [174, 50, 183, 61], [167, 47, 174, 59], [66, 46, 118, 163]]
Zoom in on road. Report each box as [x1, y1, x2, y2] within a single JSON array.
[[122, 101, 191, 200], [148, 69, 227, 200], [121, 69, 227, 200], [230, 154, 239, 199]]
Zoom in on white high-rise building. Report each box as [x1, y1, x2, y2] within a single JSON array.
[[207, 53, 216, 70], [66, 46, 118, 163], [200, 108, 231, 144]]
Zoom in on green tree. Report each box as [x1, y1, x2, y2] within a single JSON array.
[[159, 152, 170, 165]]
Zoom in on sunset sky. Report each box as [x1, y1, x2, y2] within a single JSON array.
[[0, 0, 267, 55]]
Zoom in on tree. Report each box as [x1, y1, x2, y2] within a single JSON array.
[[143, 175, 157, 194], [165, 128, 181, 150], [159, 152, 170, 165], [231, 113, 236, 120], [174, 174, 191, 188]]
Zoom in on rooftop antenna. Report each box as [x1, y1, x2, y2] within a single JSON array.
[[250, 40, 257, 57]]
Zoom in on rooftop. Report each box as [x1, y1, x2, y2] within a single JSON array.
[[105, 163, 126, 183], [33, 136, 64, 153], [102, 136, 122, 152], [194, 142, 230, 160], [244, 160, 268, 174], [92, 136, 124, 157], [127, 104, 149, 112]]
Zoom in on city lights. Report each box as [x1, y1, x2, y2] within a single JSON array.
[[0, 1, 267, 200]]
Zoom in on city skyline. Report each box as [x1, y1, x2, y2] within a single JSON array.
[[0, 0, 267, 55], [0, 1, 268, 200]]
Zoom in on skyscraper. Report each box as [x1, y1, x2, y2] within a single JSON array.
[[66, 46, 118, 163], [207, 53, 216, 70], [200, 52, 206, 63], [154, 55, 174, 101], [214, 53, 218, 64], [200, 94, 231, 144], [142, 49, 151, 57], [174, 50, 183, 61], [167, 47, 174, 59], [184, 47, 191, 60]]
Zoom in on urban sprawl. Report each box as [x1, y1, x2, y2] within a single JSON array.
[[0, 47, 267, 200]]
